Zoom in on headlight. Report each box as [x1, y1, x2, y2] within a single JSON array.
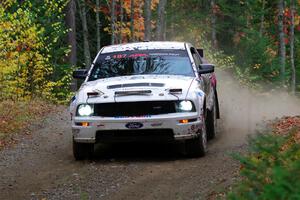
[[177, 101, 193, 112], [77, 104, 93, 116]]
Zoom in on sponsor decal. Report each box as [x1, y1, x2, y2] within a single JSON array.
[[125, 122, 143, 129], [210, 74, 217, 87], [197, 91, 204, 96], [112, 54, 127, 59], [115, 115, 151, 119], [128, 53, 148, 58], [151, 122, 163, 127], [149, 53, 180, 56]]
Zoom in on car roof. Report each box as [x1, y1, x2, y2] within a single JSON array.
[[101, 41, 187, 54]]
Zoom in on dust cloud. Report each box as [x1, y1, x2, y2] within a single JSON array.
[[216, 69, 300, 147]]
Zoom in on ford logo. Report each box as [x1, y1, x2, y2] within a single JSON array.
[[125, 122, 143, 129]]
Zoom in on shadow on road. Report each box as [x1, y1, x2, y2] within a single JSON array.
[[92, 142, 191, 162]]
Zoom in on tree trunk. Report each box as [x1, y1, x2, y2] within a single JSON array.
[[111, 0, 116, 44], [163, 14, 167, 40], [290, 0, 296, 93], [66, 0, 77, 66], [96, 0, 101, 51], [66, 0, 77, 91], [77, 0, 91, 69], [169, 1, 175, 39], [211, 0, 217, 48], [130, 0, 135, 42], [259, 0, 265, 37], [156, 0, 167, 41], [278, 0, 286, 83], [144, 0, 151, 41], [119, 0, 124, 43]]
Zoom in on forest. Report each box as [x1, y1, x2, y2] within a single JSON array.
[[0, 0, 300, 104], [1, 1, 300, 199]]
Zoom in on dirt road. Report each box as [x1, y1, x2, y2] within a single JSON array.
[[1, 70, 299, 200]]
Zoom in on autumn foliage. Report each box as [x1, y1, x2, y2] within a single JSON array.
[[228, 116, 300, 199], [100, 0, 159, 42], [0, 0, 73, 103]]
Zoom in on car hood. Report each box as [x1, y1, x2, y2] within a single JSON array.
[[76, 75, 195, 103]]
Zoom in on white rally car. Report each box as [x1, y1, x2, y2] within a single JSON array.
[[70, 41, 220, 160]]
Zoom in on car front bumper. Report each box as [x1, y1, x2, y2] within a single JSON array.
[[72, 112, 203, 143]]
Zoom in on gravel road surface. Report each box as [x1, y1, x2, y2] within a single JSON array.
[[1, 70, 299, 200]]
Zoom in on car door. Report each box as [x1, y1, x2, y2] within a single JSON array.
[[191, 47, 214, 109]]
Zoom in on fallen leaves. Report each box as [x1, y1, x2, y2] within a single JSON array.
[[272, 116, 300, 135], [272, 116, 300, 151], [0, 99, 56, 150]]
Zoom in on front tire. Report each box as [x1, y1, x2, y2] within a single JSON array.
[[185, 124, 207, 157], [73, 140, 94, 160]]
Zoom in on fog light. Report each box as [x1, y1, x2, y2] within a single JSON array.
[[76, 122, 90, 127], [179, 118, 198, 124], [179, 119, 189, 124]]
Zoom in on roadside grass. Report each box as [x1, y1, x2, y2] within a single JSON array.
[[206, 116, 300, 199], [0, 99, 56, 150], [227, 116, 300, 199]]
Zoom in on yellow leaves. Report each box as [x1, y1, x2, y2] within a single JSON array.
[[268, 70, 279, 78], [0, 5, 52, 101], [295, 16, 300, 26], [151, 0, 159, 10], [0, 0, 14, 9], [253, 63, 262, 69], [266, 47, 277, 58]]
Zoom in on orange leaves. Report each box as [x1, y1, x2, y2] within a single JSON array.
[[257, 117, 300, 152], [273, 116, 300, 134], [102, 0, 158, 42], [212, 4, 221, 15], [233, 32, 245, 45]]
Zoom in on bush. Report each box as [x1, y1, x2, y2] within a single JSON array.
[[228, 131, 300, 200]]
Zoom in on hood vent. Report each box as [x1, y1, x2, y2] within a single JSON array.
[[108, 82, 164, 89], [169, 88, 182, 94], [115, 90, 152, 96]]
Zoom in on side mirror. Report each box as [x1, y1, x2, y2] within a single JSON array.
[[199, 64, 214, 74], [73, 69, 87, 79]]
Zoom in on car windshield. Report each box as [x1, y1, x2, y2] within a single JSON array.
[[88, 50, 194, 81]]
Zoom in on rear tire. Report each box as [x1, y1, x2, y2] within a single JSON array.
[[185, 124, 207, 157], [73, 140, 94, 160], [206, 99, 217, 140]]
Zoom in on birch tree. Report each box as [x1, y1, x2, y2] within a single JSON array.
[[77, 0, 91, 68], [278, 0, 286, 83], [130, 0, 135, 41], [144, 0, 151, 41], [156, 0, 167, 41], [211, 0, 217, 48], [96, 0, 101, 51], [66, 0, 76, 66], [119, 0, 124, 43], [290, 0, 296, 93], [111, 0, 116, 44], [259, 0, 265, 37]]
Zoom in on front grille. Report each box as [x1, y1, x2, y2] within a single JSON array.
[[96, 129, 174, 142], [93, 101, 177, 117]]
